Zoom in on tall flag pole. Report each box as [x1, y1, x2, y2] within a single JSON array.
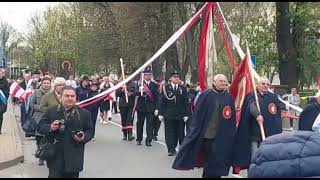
[[120, 58, 129, 103], [246, 44, 266, 141]]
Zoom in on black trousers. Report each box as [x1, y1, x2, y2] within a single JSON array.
[[113, 102, 118, 113], [0, 113, 3, 131], [35, 135, 44, 146], [185, 118, 191, 136], [136, 111, 153, 142], [20, 102, 27, 126], [48, 169, 79, 178], [91, 108, 99, 138], [120, 107, 134, 133], [164, 118, 185, 153], [202, 139, 221, 178], [152, 115, 161, 138], [290, 119, 294, 127]]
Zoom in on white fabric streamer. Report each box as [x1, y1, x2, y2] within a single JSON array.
[[77, 2, 209, 105], [216, 2, 303, 113]]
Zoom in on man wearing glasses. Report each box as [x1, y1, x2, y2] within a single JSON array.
[[158, 70, 189, 156], [40, 77, 66, 112], [233, 77, 283, 173]]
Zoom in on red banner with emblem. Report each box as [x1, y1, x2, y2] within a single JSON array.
[[229, 55, 253, 125]]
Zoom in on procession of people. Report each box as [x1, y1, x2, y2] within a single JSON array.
[[2, 64, 320, 178]]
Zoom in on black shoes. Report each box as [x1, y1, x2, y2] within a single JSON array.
[[146, 141, 152, 146], [0, 131, 2, 135], [168, 150, 177, 156], [137, 141, 142, 145], [153, 136, 158, 141], [127, 132, 135, 141], [122, 132, 127, 140], [38, 159, 44, 166]]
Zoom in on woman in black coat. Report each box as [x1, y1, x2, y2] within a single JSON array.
[[0, 69, 10, 134]]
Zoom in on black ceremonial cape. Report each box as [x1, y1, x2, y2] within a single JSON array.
[[232, 91, 282, 169], [299, 102, 320, 131], [172, 89, 236, 176]]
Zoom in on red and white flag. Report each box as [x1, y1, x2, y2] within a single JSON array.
[[10, 79, 33, 102], [10, 81, 25, 99]]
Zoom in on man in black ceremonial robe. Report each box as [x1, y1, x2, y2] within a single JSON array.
[[172, 74, 236, 178], [299, 91, 320, 131], [232, 77, 283, 172]]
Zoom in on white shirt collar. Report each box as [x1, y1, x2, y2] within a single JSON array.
[[171, 83, 178, 89], [145, 80, 150, 84]]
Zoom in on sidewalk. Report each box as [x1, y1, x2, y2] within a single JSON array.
[[0, 102, 24, 170]]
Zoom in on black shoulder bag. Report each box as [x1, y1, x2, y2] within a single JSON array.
[[35, 135, 58, 160]]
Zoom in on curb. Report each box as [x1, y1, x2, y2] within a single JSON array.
[[0, 102, 24, 171]]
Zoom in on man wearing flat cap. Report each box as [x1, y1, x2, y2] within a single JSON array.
[[158, 70, 189, 156]]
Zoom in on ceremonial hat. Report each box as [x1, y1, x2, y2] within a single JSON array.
[[33, 69, 41, 75], [143, 66, 152, 75], [170, 70, 180, 77]]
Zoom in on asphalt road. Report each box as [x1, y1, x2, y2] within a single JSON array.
[[0, 107, 246, 178]]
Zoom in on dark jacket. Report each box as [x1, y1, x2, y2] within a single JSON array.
[[86, 90, 99, 112], [135, 80, 159, 112], [158, 84, 189, 119], [76, 85, 90, 102], [37, 105, 93, 172], [135, 81, 159, 112], [248, 131, 320, 178], [116, 81, 136, 108], [299, 102, 320, 131], [0, 77, 10, 113]]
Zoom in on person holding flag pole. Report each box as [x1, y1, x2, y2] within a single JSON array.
[[134, 66, 159, 146], [232, 50, 283, 173], [116, 59, 136, 141]]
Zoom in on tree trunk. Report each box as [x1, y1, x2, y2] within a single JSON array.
[[177, 2, 198, 82], [292, 2, 307, 89], [161, 3, 180, 81], [276, 2, 298, 89]]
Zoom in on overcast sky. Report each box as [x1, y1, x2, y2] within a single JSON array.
[[0, 2, 60, 34]]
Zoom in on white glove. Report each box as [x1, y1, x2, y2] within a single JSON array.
[[183, 116, 189, 122], [139, 86, 144, 92], [158, 115, 164, 121], [154, 110, 159, 116]]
